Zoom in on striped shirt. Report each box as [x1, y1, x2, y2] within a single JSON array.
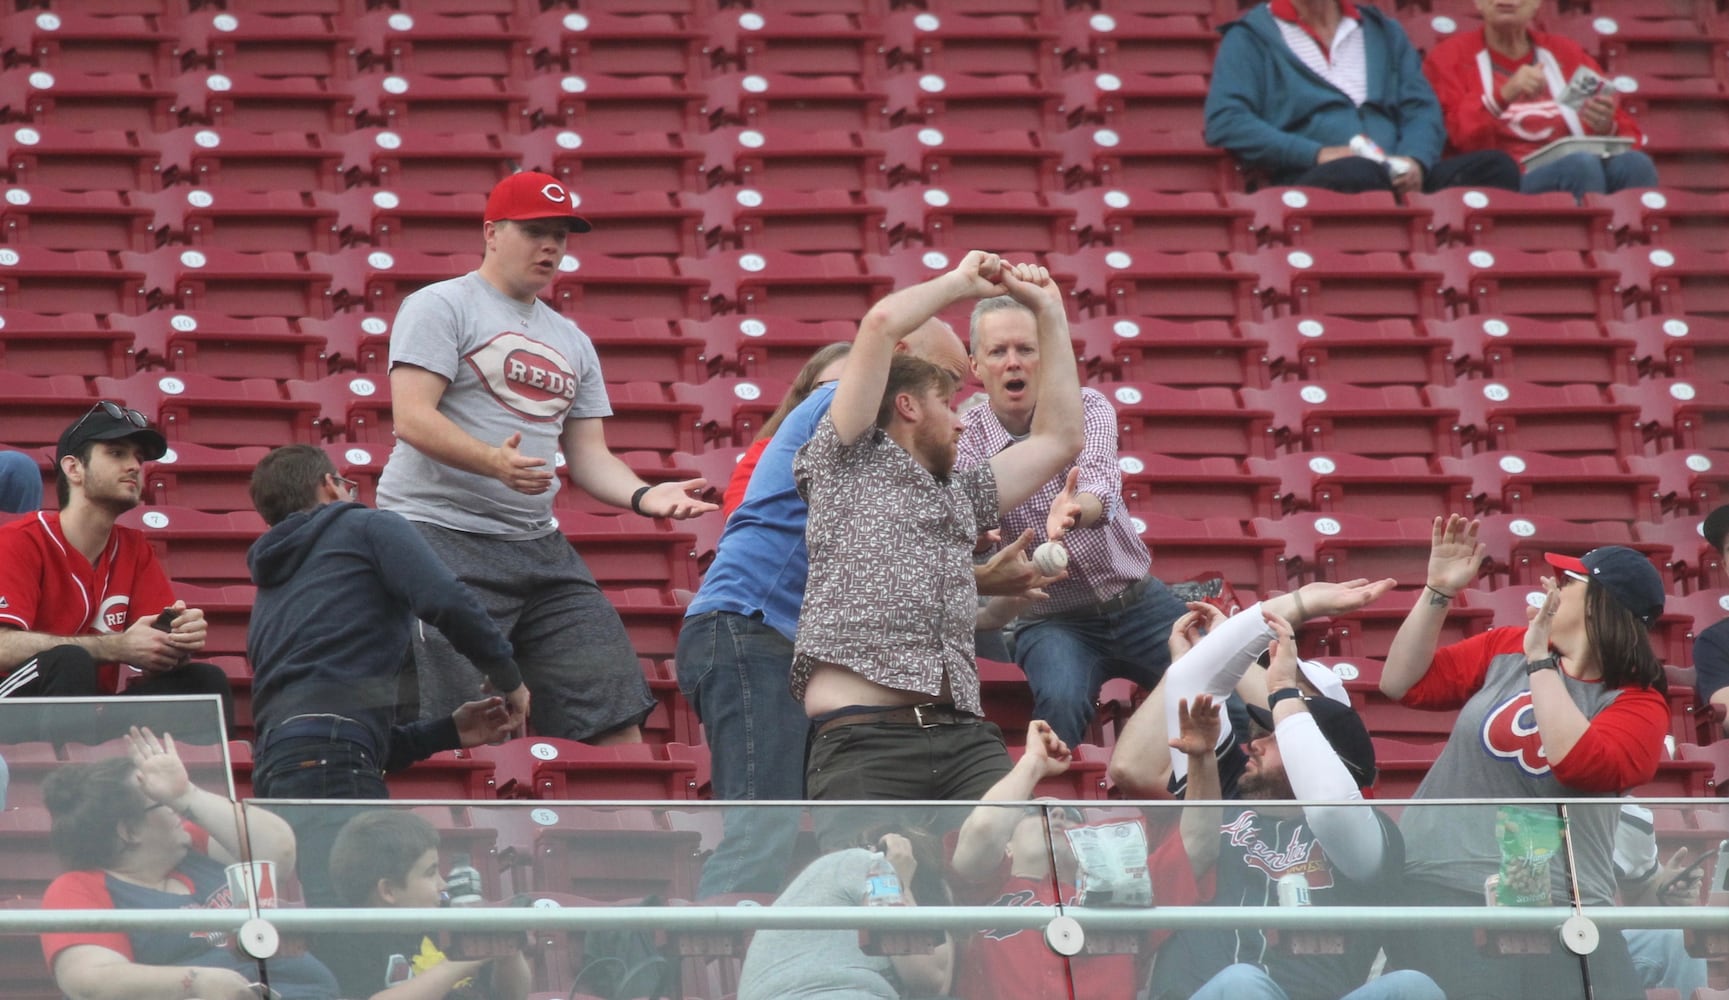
[[955, 388, 1152, 616], [1271, 0, 1368, 107]]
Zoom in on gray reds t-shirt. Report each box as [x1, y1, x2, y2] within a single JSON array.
[[377, 271, 612, 538]]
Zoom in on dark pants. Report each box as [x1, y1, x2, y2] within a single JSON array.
[[1384, 883, 1643, 1000], [805, 717, 1011, 852], [0, 644, 233, 745], [1291, 149, 1522, 193], [253, 727, 390, 909]]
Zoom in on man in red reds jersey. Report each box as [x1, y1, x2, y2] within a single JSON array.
[[0, 402, 231, 732]]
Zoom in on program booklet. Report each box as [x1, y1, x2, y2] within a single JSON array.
[[1520, 135, 1635, 171]]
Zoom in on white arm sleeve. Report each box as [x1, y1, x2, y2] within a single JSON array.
[[1165, 602, 1274, 784], [1279, 711, 1387, 881]]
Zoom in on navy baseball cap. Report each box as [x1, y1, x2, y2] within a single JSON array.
[[1704, 503, 1729, 555], [1543, 546, 1665, 627], [57, 400, 167, 463], [1246, 696, 1378, 789]]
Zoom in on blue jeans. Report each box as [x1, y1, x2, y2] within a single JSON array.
[[1625, 928, 1705, 997], [675, 611, 809, 898], [1010, 577, 1188, 748], [1191, 963, 1445, 1000], [253, 737, 388, 908], [0, 449, 40, 513], [1521, 150, 1659, 201]]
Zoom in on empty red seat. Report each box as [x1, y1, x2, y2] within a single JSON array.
[[1104, 383, 1274, 459], [316, 188, 474, 251], [695, 125, 883, 193], [1590, 189, 1729, 253], [332, 128, 517, 195], [577, 317, 706, 386], [882, 9, 1055, 78], [1253, 512, 1439, 590], [1369, 738, 1441, 799], [597, 382, 703, 458], [551, 251, 707, 322], [1438, 451, 1661, 521], [873, 186, 1072, 254], [682, 249, 890, 321], [284, 373, 392, 444], [3, 123, 159, 191], [1624, 448, 1729, 518], [1428, 315, 1634, 385], [1240, 382, 1459, 459], [1610, 314, 1729, 384], [1474, 514, 1665, 588], [349, 10, 528, 79], [120, 246, 332, 318], [1247, 316, 1445, 387], [1418, 247, 1620, 321], [0, 247, 142, 314], [1227, 188, 1434, 253], [1467, 583, 1552, 631], [692, 186, 887, 254], [1246, 453, 1470, 519], [116, 505, 267, 586], [882, 122, 1060, 193], [385, 750, 498, 800], [1633, 521, 1725, 593], [1310, 585, 1494, 661], [532, 806, 701, 901], [172, 70, 352, 133], [131, 188, 339, 254], [560, 510, 699, 592], [95, 371, 322, 448], [1670, 592, 1729, 666], [1119, 453, 1279, 521], [142, 442, 270, 513], [514, 127, 703, 196], [676, 315, 857, 382], [1239, 248, 1444, 320], [172, 582, 254, 660], [1411, 189, 1613, 252], [0, 309, 129, 378], [670, 377, 788, 449], [710, 70, 888, 132], [155, 126, 342, 193], [1120, 509, 1284, 595], [526, 9, 701, 77], [1054, 188, 1251, 253], [1608, 377, 1729, 452], [1053, 125, 1235, 194], [1601, 246, 1729, 318], [523, 70, 701, 135], [717, 9, 883, 79], [346, 72, 527, 134], [0, 186, 147, 251], [1058, 11, 1218, 77], [177, 11, 353, 81], [1056, 70, 1208, 134], [310, 247, 478, 315], [1073, 315, 1265, 387], [883, 69, 1061, 132], [1675, 740, 1729, 795], [0, 372, 90, 452], [1427, 379, 1639, 457], [297, 313, 391, 374], [1051, 248, 1257, 320], [1, 66, 171, 130], [532, 739, 701, 800], [4, 9, 173, 78]]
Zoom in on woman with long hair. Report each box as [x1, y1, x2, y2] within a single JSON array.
[[719, 342, 851, 520], [1379, 515, 1667, 999]]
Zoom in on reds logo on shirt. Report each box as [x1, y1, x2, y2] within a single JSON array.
[[1482, 690, 1550, 776], [1503, 99, 1566, 143], [95, 594, 131, 633], [464, 331, 579, 422]]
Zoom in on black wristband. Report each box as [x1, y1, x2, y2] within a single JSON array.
[[630, 484, 652, 517], [1524, 655, 1561, 677], [1268, 687, 1305, 709]]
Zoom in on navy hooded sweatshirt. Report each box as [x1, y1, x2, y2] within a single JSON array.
[[246, 501, 521, 772]]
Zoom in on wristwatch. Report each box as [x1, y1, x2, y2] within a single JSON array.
[[1524, 655, 1561, 677]]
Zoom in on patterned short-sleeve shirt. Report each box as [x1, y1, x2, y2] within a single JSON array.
[[791, 413, 1000, 714]]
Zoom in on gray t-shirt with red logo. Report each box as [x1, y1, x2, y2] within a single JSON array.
[[377, 271, 612, 538]]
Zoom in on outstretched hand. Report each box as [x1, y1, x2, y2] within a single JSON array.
[[1523, 576, 1563, 661], [1295, 578, 1398, 619], [1167, 601, 1227, 662], [638, 478, 718, 519], [1169, 694, 1221, 758], [1045, 467, 1083, 543], [1262, 609, 1301, 691], [126, 726, 192, 812], [1427, 514, 1487, 595], [1021, 720, 1073, 779], [976, 528, 1065, 597]]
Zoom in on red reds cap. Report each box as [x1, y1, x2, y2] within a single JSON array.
[[483, 171, 592, 232]]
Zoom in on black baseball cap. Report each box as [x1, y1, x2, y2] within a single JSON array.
[[1246, 696, 1378, 789], [1543, 546, 1665, 628], [56, 400, 167, 463], [1704, 503, 1729, 555]]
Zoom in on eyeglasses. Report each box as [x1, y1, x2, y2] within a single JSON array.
[[328, 473, 358, 499], [67, 400, 149, 441]]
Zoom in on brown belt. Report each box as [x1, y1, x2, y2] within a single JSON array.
[[1023, 576, 1152, 623], [815, 703, 981, 733]]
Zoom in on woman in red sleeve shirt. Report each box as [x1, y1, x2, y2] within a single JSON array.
[[1377, 515, 1667, 999], [1423, 0, 1657, 201]]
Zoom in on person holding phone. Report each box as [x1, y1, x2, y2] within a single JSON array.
[[0, 403, 230, 732]]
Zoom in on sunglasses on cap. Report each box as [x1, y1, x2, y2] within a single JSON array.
[[68, 400, 149, 439]]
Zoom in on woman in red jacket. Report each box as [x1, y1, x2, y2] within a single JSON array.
[[1423, 0, 1658, 201]]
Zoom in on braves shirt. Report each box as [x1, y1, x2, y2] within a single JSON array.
[[377, 271, 613, 539], [0, 511, 176, 693], [1396, 627, 1667, 905]]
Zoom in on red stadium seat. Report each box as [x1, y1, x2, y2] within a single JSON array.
[[142, 442, 270, 512], [559, 510, 699, 593], [515, 128, 703, 196], [349, 10, 529, 79], [1666, 592, 1729, 667], [576, 317, 707, 386], [115, 505, 267, 586], [1073, 315, 1265, 387], [345, 72, 527, 135], [525, 9, 702, 77], [693, 186, 888, 254], [1633, 521, 1724, 593], [320, 441, 384, 507], [3, 123, 159, 191], [1369, 737, 1441, 799], [1053, 125, 1235, 195], [1676, 741, 1729, 795], [131, 188, 338, 254], [1227, 188, 1434, 253], [1057, 69, 1212, 134], [1119, 453, 1279, 521], [171, 583, 254, 660], [528, 739, 702, 800], [715, 10, 884, 79], [1437, 451, 1660, 521], [1, 66, 171, 131], [1611, 314, 1729, 384], [1429, 315, 1635, 385], [596, 382, 704, 459], [881, 9, 1056, 78], [1125, 509, 1285, 596], [1624, 448, 1729, 518], [677, 315, 857, 382], [4, 9, 174, 78], [1427, 380, 1639, 458], [331, 128, 518, 195], [155, 126, 342, 193], [1410, 188, 1613, 252], [1602, 246, 1729, 319], [709, 70, 887, 132], [1253, 512, 1440, 590], [0, 310, 129, 378], [0, 247, 142, 314], [551, 251, 708, 322], [177, 11, 353, 81], [386, 750, 499, 801], [523, 71, 700, 135], [1241, 248, 1444, 320], [873, 186, 1073, 254], [1105, 383, 1274, 459], [1057, 11, 1218, 77], [882, 122, 1061, 193], [95, 371, 323, 448], [683, 249, 891, 321], [1418, 247, 1620, 321], [670, 377, 788, 449], [297, 313, 391, 375], [883, 69, 1061, 133], [1054, 188, 1251, 253], [695, 125, 883, 193], [1590, 189, 1729, 253], [1608, 378, 1729, 453], [532, 806, 701, 901], [309, 247, 478, 315], [120, 246, 332, 318], [1247, 316, 1445, 387], [1467, 584, 1552, 632], [1240, 382, 1459, 460], [0, 186, 148, 251], [1474, 514, 1666, 588], [171, 70, 352, 133], [1051, 248, 1258, 320], [284, 373, 392, 444], [1245, 453, 1470, 519]]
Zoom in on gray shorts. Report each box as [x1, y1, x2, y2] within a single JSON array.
[[411, 522, 655, 742]]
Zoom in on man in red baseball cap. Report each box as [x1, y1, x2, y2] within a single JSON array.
[[375, 171, 716, 747]]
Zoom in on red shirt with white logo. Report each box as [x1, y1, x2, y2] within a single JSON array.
[[0, 510, 176, 691]]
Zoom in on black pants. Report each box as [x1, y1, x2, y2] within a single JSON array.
[[1290, 148, 1522, 193], [253, 733, 390, 909], [0, 644, 234, 745]]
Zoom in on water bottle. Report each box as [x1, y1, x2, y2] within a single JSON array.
[[862, 851, 904, 907], [445, 852, 483, 908]]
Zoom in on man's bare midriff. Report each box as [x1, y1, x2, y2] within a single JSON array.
[[803, 661, 957, 718]]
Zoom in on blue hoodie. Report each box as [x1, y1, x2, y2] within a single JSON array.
[[246, 501, 520, 771], [1204, 3, 1447, 184]]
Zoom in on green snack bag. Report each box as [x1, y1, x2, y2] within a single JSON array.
[[1494, 805, 1565, 906]]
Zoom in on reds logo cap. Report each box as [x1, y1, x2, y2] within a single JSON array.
[[1542, 546, 1665, 627], [483, 171, 592, 232]]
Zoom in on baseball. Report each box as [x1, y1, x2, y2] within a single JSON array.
[[1033, 541, 1069, 576]]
